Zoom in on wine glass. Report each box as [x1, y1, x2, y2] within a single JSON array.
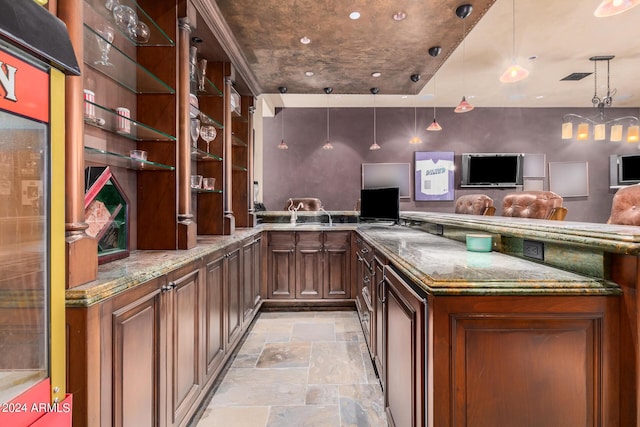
[[190, 118, 200, 148], [200, 125, 217, 153], [94, 24, 115, 67]]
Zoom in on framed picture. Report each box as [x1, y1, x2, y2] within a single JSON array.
[[549, 161, 589, 197], [414, 151, 455, 201], [361, 162, 411, 199]]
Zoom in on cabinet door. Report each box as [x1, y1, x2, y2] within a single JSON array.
[[204, 253, 225, 381], [385, 266, 426, 427], [167, 267, 202, 427], [252, 235, 262, 307], [226, 246, 243, 348], [267, 232, 296, 299], [373, 253, 386, 390], [323, 231, 351, 299], [111, 279, 163, 427], [296, 232, 323, 298], [242, 237, 260, 324]]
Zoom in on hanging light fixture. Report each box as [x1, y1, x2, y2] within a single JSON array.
[[277, 86, 288, 149], [426, 77, 442, 131], [561, 56, 639, 142], [409, 74, 423, 144], [499, 0, 529, 83], [594, 0, 640, 17], [369, 87, 381, 150], [454, 4, 474, 113], [322, 87, 334, 150]]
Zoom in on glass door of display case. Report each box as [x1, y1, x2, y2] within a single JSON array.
[[0, 1, 79, 424]]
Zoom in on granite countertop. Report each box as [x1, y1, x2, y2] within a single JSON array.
[[67, 219, 621, 307], [357, 224, 621, 297], [65, 228, 260, 307], [400, 211, 640, 255]]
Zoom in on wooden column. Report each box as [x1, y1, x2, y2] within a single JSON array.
[[177, 17, 197, 249], [223, 76, 235, 235], [247, 103, 256, 226], [57, 0, 98, 288]]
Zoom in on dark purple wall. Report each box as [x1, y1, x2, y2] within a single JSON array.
[[262, 106, 640, 222]]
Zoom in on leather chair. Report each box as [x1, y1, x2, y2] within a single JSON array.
[[284, 197, 322, 211], [502, 191, 567, 220], [607, 184, 640, 225], [454, 194, 496, 215]]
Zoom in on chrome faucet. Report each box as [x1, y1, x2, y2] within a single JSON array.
[[287, 199, 304, 225], [319, 207, 333, 227]]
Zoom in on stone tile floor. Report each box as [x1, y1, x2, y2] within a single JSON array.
[[193, 311, 387, 427]]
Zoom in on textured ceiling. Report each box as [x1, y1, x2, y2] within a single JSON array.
[[214, 0, 496, 95], [200, 0, 640, 109]]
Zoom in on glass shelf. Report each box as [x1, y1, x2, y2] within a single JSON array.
[[192, 72, 223, 96], [85, 146, 175, 170], [84, 24, 175, 94], [192, 188, 223, 194], [191, 147, 222, 162], [189, 104, 224, 129], [233, 165, 248, 172], [232, 134, 247, 147], [84, 0, 174, 47], [84, 100, 176, 141]]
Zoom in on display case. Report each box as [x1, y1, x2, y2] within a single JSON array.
[[84, 166, 130, 263]]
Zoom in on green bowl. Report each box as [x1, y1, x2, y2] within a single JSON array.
[[466, 234, 492, 252]]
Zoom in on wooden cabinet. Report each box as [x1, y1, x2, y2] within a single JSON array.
[[109, 277, 165, 427], [203, 250, 225, 383], [384, 266, 427, 427], [242, 235, 262, 323], [296, 232, 323, 298], [354, 236, 374, 347], [267, 231, 351, 300], [165, 265, 203, 427], [372, 251, 387, 390], [266, 231, 296, 299], [225, 245, 243, 348]]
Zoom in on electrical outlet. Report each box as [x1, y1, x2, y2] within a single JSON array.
[[435, 224, 444, 236], [523, 239, 544, 261]]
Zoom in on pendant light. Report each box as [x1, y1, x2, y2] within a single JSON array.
[[454, 4, 474, 113], [277, 86, 288, 149], [594, 0, 640, 17], [322, 87, 334, 150], [426, 77, 442, 131], [500, 0, 529, 83], [369, 87, 381, 150], [408, 74, 423, 144]]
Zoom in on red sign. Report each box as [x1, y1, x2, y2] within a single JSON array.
[[0, 47, 49, 123]]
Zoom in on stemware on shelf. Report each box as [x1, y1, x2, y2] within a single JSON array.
[[94, 24, 115, 66], [112, 4, 138, 29], [190, 118, 200, 148], [200, 124, 217, 153]]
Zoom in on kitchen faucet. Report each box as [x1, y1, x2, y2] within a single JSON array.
[[319, 207, 333, 227], [287, 199, 304, 225]]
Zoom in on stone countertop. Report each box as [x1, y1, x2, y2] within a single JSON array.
[[400, 211, 640, 255], [65, 228, 260, 307], [357, 224, 621, 297]]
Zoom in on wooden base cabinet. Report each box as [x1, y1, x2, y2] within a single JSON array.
[[267, 231, 351, 300], [378, 264, 619, 427], [383, 266, 426, 427]]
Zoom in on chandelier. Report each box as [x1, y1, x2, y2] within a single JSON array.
[[562, 55, 639, 142]]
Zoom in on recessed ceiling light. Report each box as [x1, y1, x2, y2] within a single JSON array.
[[535, 95, 544, 99], [401, 95, 408, 99], [528, 55, 538, 61], [393, 11, 407, 21], [349, 11, 360, 20], [371, 72, 381, 77], [300, 36, 311, 44], [305, 71, 314, 77]]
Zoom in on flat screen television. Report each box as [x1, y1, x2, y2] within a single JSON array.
[[618, 154, 640, 185], [359, 187, 400, 223], [460, 153, 524, 187]]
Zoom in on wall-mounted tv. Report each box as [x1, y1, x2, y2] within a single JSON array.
[[610, 154, 640, 187], [359, 187, 400, 223], [460, 153, 524, 187]]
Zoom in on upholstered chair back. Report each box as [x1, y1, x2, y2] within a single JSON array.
[[607, 184, 640, 225], [502, 191, 567, 220], [454, 194, 496, 215], [284, 197, 322, 211]]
